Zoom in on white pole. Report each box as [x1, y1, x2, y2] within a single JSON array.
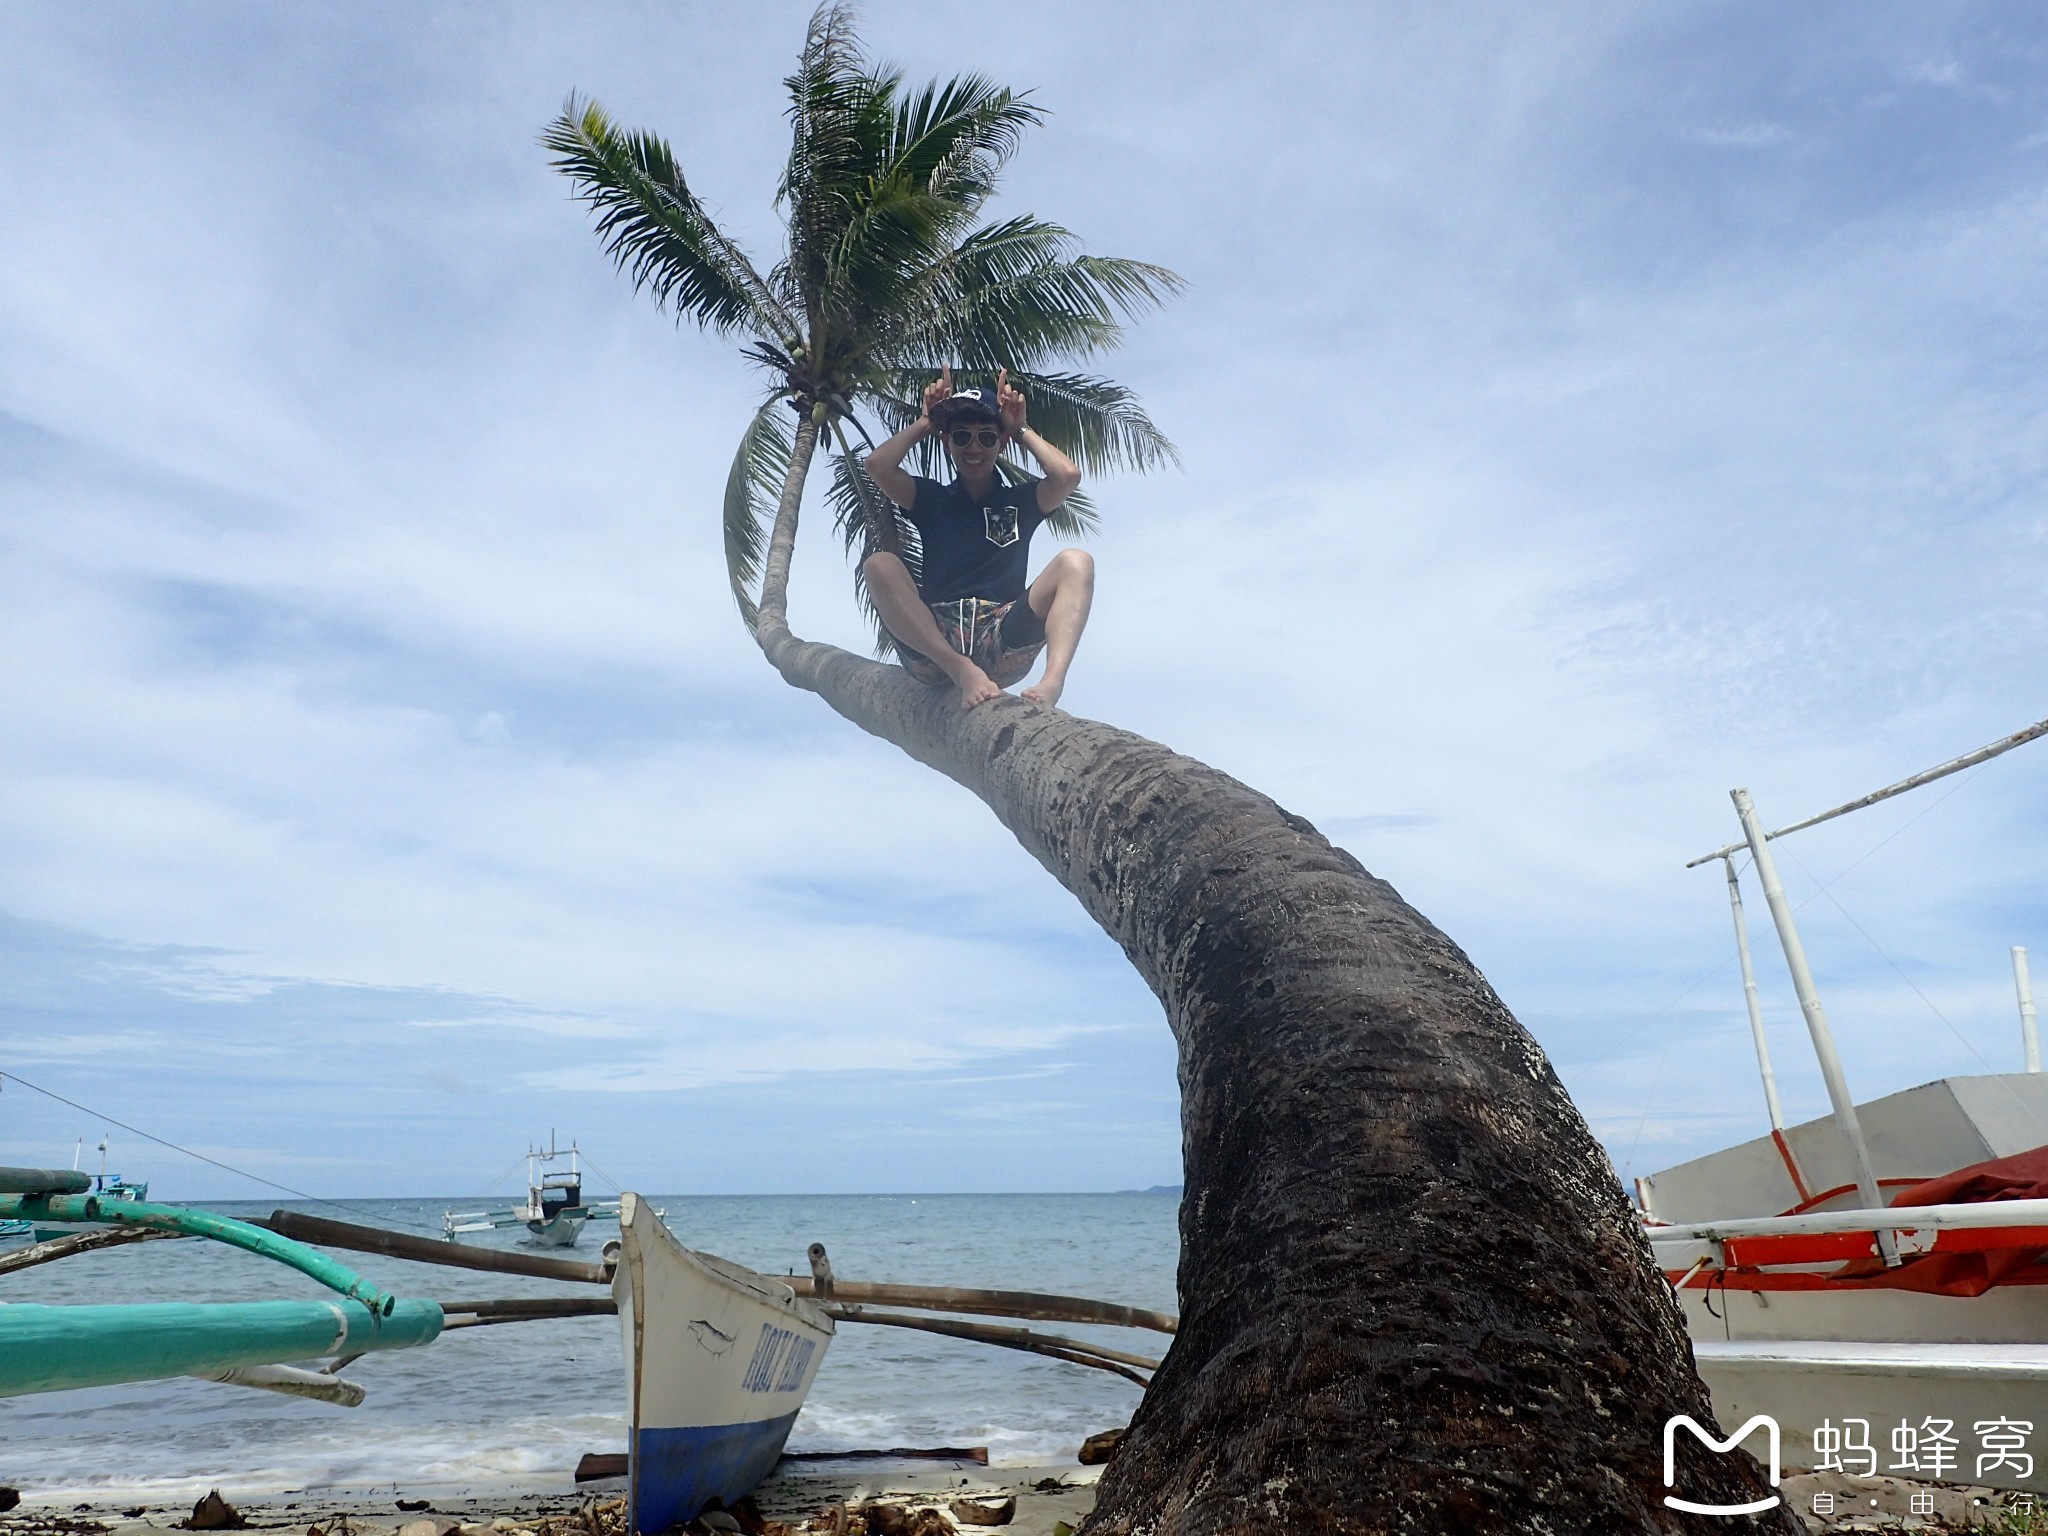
[[1723, 856, 1788, 1133], [1731, 788, 1896, 1262], [2015, 946, 2041, 1074], [1689, 713, 2048, 868]]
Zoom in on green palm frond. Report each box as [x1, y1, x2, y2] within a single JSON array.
[[779, 7, 894, 336], [824, 438, 910, 656], [874, 218, 1183, 371], [1000, 370, 1179, 473], [544, 97, 791, 341], [725, 401, 796, 628], [822, 85, 1047, 334]]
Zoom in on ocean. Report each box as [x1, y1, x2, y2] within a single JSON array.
[[0, 1194, 1180, 1503]]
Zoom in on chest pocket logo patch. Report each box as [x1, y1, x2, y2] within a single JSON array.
[[983, 504, 1019, 548]]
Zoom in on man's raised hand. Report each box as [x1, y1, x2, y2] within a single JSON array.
[[996, 368, 1027, 435], [921, 365, 954, 422]]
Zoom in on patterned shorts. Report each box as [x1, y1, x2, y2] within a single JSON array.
[[900, 596, 1046, 688]]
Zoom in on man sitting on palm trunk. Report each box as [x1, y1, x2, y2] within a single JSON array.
[[862, 368, 1094, 712]]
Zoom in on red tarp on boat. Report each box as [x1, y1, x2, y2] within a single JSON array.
[[1829, 1143, 2048, 1296]]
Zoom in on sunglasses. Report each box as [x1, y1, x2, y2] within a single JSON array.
[[947, 427, 1001, 448]]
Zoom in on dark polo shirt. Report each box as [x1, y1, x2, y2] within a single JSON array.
[[898, 473, 1045, 604]]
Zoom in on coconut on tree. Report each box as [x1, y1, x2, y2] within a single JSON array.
[[542, 9, 1788, 1532]]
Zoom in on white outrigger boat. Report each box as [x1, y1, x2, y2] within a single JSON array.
[[612, 1193, 834, 1534], [444, 1137, 633, 1248], [1640, 716, 2048, 1493]]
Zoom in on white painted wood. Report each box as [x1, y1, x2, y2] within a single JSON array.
[[1694, 1341, 2048, 1493], [1732, 787, 1890, 1251], [614, 1192, 833, 1436]]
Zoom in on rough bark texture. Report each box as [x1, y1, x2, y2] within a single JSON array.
[[755, 620, 1793, 1535]]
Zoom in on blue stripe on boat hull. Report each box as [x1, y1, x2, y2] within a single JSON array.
[[631, 1410, 801, 1534]]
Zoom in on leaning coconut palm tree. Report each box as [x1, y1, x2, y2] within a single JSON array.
[[543, 16, 1178, 646], [545, 9, 1788, 1533]]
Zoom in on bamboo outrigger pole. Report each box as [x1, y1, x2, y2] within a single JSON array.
[[0, 1198, 442, 1399], [260, 1209, 609, 1284], [259, 1215, 1180, 1334]]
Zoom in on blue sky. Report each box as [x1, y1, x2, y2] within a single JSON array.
[[5, 2, 2048, 1201]]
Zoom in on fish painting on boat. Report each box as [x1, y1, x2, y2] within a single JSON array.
[[612, 1192, 833, 1534]]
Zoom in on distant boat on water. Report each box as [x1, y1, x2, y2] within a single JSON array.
[[30, 1138, 147, 1242], [443, 1136, 649, 1248]]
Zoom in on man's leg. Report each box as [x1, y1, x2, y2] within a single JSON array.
[[861, 552, 1004, 711], [1020, 548, 1095, 708]]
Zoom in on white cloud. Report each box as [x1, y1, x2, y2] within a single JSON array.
[[3, 2, 2047, 1195]]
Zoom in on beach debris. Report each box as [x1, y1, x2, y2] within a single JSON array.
[[858, 1502, 954, 1536], [0, 1490, 19, 1514], [121, 1511, 145, 1520], [777, 1449, 989, 1465], [573, 1454, 628, 1484], [947, 1496, 1014, 1527], [397, 1501, 432, 1513], [1076, 1429, 1123, 1466], [184, 1492, 246, 1531]]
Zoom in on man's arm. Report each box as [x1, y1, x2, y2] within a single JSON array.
[[996, 370, 1081, 512], [863, 418, 930, 509], [865, 369, 952, 508]]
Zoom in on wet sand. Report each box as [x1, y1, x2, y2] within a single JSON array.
[[0, 1463, 1100, 1536]]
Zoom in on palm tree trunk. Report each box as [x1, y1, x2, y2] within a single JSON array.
[[750, 497, 1783, 1532]]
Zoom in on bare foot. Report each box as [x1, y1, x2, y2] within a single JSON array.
[[1021, 674, 1065, 708], [950, 664, 1004, 712]]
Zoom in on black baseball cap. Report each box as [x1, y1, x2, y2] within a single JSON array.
[[933, 387, 1001, 426]]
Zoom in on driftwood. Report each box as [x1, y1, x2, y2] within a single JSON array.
[[822, 1305, 1156, 1387], [949, 1496, 1016, 1527], [1077, 1430, 1125, 1466], [261, 1210, 609, 1285], [0, 1224, 173, 1275]]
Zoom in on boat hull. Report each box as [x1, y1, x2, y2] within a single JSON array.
[[1678, 1282, 2048, 1346], [526, 1212, 588, 1248], [1695, 1341, 2048, 1493], [614, 1193, 832, 1535]]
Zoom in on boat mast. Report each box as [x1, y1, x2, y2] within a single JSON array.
[[1731, 788, 1897, 1262], [2015, 946, 2042, 1074], [1719, 853, 1811, 1203]]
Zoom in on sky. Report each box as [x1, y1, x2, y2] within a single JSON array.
[[5, 2, 2048, 1202]]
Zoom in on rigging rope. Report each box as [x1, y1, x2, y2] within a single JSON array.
[[1781, 844, 2047, 1137], [0, 1067, 434, 1232], [1614, 752, 2018, 1175]]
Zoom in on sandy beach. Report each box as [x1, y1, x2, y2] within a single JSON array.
[[0, 1464, 1101, 1536]]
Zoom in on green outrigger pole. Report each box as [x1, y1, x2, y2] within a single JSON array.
[[0, 1174, 442, 1399]]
